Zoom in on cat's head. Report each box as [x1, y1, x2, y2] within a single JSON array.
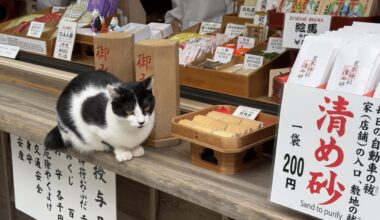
[[107, 76, 155, 128]]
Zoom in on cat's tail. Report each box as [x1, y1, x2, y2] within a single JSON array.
[[44, 126, 65, 149]]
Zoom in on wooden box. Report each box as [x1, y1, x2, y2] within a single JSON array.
[[179, 44, 290, 99], [172, 105, 278, 174], [0, 8, 59, 57], [171, 105, 278, 153]]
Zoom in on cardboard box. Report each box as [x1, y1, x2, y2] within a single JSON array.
[[135, 39, 180, 147]]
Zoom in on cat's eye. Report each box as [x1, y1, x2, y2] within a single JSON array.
[[127, 110, 134, 115], [144, 106, 150, 112]]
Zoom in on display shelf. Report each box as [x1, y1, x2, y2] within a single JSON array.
[[0, 58, 308, 219]]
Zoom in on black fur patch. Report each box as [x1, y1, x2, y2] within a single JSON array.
[[101, 140, 115, 151], [82, 93, 108, 127]]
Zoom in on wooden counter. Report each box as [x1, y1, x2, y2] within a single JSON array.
[[0, 58, 307, 220]]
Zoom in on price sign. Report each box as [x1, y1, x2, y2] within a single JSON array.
[[239, 5, 255, 19], [271, 83, 380, 220], [244, 54, 264, 70], [253, 13, 267, 25], [199, 22, 222, 35], [0, 43, 19, 59], [233, 105, 261, 120], [224, 23, 245, 39], [52, 6, 66, 13], [27, 21, 45, 38], [213, 47, 234, 64], [283, 13, 331, 49], [53, 21, 78, 61], [237, 36, 255, 49], [267, 37, 286, 53]]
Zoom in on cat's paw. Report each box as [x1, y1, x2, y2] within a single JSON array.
[[115, 150, 133, 162], [132, 146, 145, 157]]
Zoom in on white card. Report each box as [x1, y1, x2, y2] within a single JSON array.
[[199, 22, 222, 35], [27, 21, 45, 38], [244, 54, 264, 70], [237, 36, 255, 49], [0, 43, 19, 59], [239, 5, 256, 19], [213, 47, 234, 64], [253, 13, 267, 25], [283, 13, 331, 49], [224, 23, 245, 39], [51, 6, 66, 13], [233, 105, 261, 120], [53, 21, 78, 61], [267, 37, 286, 53]]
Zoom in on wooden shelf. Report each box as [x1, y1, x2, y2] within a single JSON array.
[[0, 58, 306, 219]]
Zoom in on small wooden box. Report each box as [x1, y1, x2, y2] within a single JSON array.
[[172, 105, 278, 174], [0, 8, 58, 57], [179, 45, 290, 99]]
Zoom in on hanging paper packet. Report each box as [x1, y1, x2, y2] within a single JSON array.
[[288, 36, 343, 88], [326, 41, 380, 96]]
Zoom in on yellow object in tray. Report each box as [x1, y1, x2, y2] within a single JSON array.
[[225, 124, 253, 136], [207, 111, 242, 124], [240, 118, 262, 130]]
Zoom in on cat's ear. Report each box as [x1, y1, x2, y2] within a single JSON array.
[[141, 75, 153, 91], [107, 85, 119, 99]]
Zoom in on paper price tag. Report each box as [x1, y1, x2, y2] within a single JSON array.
[[237, 36, 255, 49], [213, 47, 234, 64], [244, 54, 264, 70], [239, 5, 255, 19], [224, 23, 245, 39], [51, 6, 66, 13], [199, 22, 222, 35], [253, 13, 267, 25], [267, 37, 286, 53], [26, 21, 45, 38], [0, 43, 19, 59], [53, 21, 78, 61], [283, 13, 331, 49], [233, 105, 261, 120]]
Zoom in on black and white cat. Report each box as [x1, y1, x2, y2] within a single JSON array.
[[44, 71, 155, 162]]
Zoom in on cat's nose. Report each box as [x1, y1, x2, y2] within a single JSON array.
[[138, 121, 145, 125]]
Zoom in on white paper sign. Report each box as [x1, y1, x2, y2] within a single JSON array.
[[0, 33, 47, 55], [283, 13, 331, 49], [54, 21, 78, 61], [271, 83, 380, 220], [224, 23, 245, 39], [267, 37, 286, 53], [244, 54, 264, 70], [213, 47, 234, 64], [253, 13, 267, 25], [233, 105, 261, 120], [239, 5, 256, 19], [0, 43, 19, 59], [11, 135, 116, 220], [27, 21, 45, 38], [237, 36, 255, 49], [199, 22, 222, 35], [52, 6, 66, 13]]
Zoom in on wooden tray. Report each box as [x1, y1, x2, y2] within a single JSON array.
[[171, 105, 278, 153]]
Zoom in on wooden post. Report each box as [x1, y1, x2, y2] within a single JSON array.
[[93, 32, 135, 82], [149, 187, 159, 220], [135, 39, 180, 147], [0, 131, 14, 220]]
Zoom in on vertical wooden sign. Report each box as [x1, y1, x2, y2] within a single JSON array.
[[135, 39, 180, 147], [93, 32, 135, 82]]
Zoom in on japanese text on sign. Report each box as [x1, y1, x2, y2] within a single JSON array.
[[271, 84, 380, 220], [283, 13, 331, 49], [53, 21, 77, 61], [199, 22, 222, 35], [11, 135, 116, 220]]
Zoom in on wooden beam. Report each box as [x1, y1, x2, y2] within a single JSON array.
[[0, 131, 14, 220]]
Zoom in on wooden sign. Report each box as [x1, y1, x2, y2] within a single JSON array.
[[93, 32, 135, 82], [135, 39, 180, 147]]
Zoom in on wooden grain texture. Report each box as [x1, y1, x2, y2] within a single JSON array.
[[0, 131, 13, 220], [0, 79, 308, 220]]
